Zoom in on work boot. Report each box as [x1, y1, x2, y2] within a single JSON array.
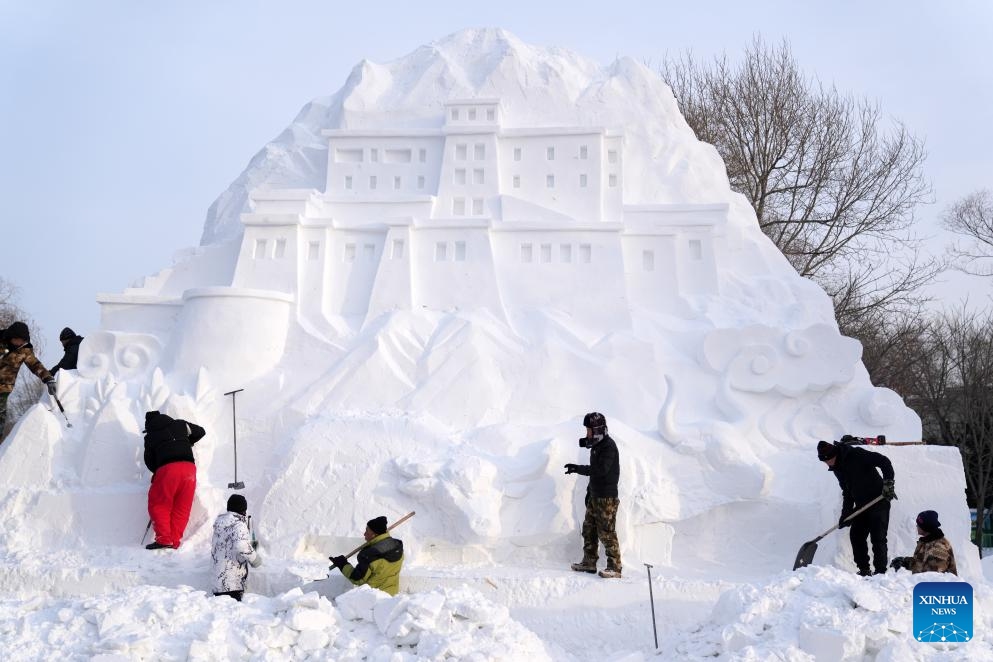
[[571, 561, 597, 573], [598, 567, 622, 579], [856, 568, 872, 577], [146, 541, 171, 550]]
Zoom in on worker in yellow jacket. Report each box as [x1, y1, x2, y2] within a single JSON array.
[[330, 516, 404, 596]]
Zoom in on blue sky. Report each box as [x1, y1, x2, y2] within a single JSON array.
[[1, 0, 991, 364]]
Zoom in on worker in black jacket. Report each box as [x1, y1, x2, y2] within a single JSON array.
[[565, 412, 622, 578], [818, 440, 896, 575], [50, 327, 84, 376], [143, 410, 206, 550]]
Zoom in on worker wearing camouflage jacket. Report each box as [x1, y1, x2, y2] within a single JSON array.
[[1, 321, 57, 435], [890, 510, 957, 575], [211, 494, 262, 601], [330, 516, 404, 596]]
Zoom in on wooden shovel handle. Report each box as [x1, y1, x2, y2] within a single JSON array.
[[342, 511, 415, 559]]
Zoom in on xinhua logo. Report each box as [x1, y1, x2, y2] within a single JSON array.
[[913, 582, 973, 643]]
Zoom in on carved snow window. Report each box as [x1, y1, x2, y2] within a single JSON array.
[[253, 239, 267, 259], [307, 241, 320, 261], [435, 242, 447, 261], [560, 244, 572, 263], [369, 175, 377, 189], [580, 145, 588, 160], [689, 239, 703, 260], [344, 243, 356, 262], [643, 249, 654, 271], [608, 149, 617, 164], [418, 148, 427, 163], [344, 175, 353, 189], [392, 239, 404, 260], [608, 174, 617, 188], [512, 175, 520, 189], [472, 198, 483, 215], [540, 244, 552, 263], [455, 241, 466, 261], [474, 143, 485, 160], [473, 168, 484, 185], [468, 108, 477, 120], [417, 175, 425, 189], [486, 108, 495, 121], [274, 238, 286, 259], [456, 144, 467, 160], [546, 147, 555, 160], [453, 198, 466, 215], [394, 176, 402, 190], [455, 169, 467, 185], [580, 243, 592, 263], [513, 147, 522, 161], [451, 109, 460, 121], [546, 175, 555, 188], [579, 174, 588, 188], [520, 243, 533, 263], [370, 148, 379, 163]]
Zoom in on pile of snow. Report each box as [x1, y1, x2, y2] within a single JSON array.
[[0, 583, 560, 661], [666, 566, 991, 661]]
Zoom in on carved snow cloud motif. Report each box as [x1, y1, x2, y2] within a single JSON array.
[[702, 324, 862, 397]]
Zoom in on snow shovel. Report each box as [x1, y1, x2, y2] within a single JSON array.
[[793, 495, 885, 570]]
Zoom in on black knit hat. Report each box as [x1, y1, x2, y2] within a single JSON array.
[[59, 327, 76, 342], [916, 510, 940, 533], [367, 516, 388, 535], [817, 440, 838, 461], [6, 321, 29, 343], [227, 494, 248, 516]]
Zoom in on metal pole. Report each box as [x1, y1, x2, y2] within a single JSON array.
[[225, 389, 245, 489], [646, 563, 659, 649]]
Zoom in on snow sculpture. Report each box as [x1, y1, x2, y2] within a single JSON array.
[[2, 29, 972, 586]]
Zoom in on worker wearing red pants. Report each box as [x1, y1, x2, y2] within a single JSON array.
[[143, 411, 205, 549]]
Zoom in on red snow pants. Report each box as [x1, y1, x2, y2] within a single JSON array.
[[148, 461, 196, 548]]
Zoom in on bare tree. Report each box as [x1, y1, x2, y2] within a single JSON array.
[[661, 37, 939, 322], [911, 310, 993, 555], [944, 188, 993, 276], [0, 278, 45, 436]]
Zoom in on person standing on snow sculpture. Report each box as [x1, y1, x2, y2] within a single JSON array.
[[49, 327, 84, 377], [565, 412, 622, 578], [142, 410, 205, 549], [211, 494, 262, 601], [0, 321, 57, 436], [329, 516, 404, 596], [890, 510, 957, 575], [817, 440, 896, 576]]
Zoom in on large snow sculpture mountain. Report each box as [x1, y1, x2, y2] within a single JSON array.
[[1, 28, 976, 589]]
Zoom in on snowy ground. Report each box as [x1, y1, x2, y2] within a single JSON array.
[[2, 551, 991, 661]]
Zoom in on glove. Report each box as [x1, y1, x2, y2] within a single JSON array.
[[564, 464, 578, 475], [882, 479, 897, 501], [251, 540, 259, 551], [249, 553, 262, 568], [45, 379, 57, 397], [838, 512, 852, 529], [329, 555, 348, 570]]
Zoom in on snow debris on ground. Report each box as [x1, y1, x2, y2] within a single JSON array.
[[664, 566, 993, 661], [0, 583, 561, 662]]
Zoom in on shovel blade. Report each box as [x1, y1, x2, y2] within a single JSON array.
[[793, 540, 819, 570]]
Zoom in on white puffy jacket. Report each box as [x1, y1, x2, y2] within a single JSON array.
[[211, 511, 261, 593]]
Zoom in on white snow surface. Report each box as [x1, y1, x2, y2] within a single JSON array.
[[1, 27, 989, 661]]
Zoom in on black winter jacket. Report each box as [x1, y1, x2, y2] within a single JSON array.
[[143, 411, 205, 474], [572, 434, 620, 498], [829, 443, 894, 515], [50, 335, 83, 375]]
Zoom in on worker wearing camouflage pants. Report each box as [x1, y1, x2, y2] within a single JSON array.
[[565, 412, 622, 578]]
